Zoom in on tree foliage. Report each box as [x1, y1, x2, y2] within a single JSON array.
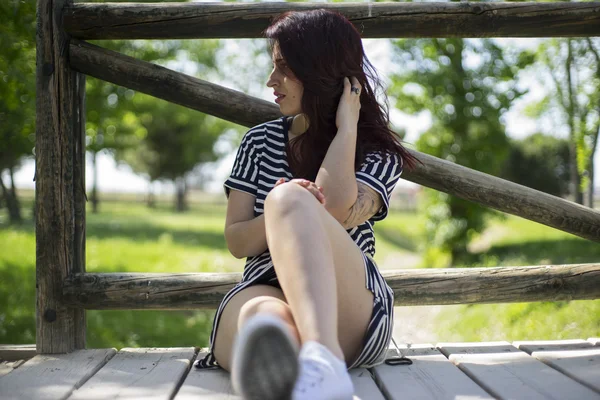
[[389, 38, 534, 266], [523, 38, 600, 207], [0, 0, 37, 223], [501, 133, 571, 197]]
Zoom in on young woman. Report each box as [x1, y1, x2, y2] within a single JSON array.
[[194, 8, 419, 400]]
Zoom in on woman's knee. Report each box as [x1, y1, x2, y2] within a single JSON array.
[[238, 295, 295, 329], [265, 182, 313, 216], [236, 292, 302, 348]]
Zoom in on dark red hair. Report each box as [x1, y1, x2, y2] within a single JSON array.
[[262, 9, 421, 180]]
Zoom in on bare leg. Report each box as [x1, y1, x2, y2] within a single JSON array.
[[213, 284, 300, 372], [264, 182, 373, 363]]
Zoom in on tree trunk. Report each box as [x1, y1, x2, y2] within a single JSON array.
[[175, 177, 187, 212], [588, 151, 595, 208], [0, 170, 22, 224], [9, 166, 23, 222], [147, 181, 155, 208], [566, 39, 584, 205], [91, 151, 99, 213]]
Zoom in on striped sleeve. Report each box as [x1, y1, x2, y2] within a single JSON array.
[[223, 128, 262, 199], [355, 151, 403, 221]]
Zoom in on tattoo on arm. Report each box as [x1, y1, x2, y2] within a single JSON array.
[[342, 182, 383, 229]]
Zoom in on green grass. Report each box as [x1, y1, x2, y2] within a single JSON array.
[[0, 201, 244, 348], [435, 213, 600, 342], [0, 199, 598, 348]]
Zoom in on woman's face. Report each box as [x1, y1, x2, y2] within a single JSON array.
[[266, 43, 304, 116]]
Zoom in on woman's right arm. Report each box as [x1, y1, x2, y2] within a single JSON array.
[[225, 179, 325, 259], [224, 190, 268, 259]]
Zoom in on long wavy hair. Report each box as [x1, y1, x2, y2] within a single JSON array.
[[262, 9, 421, 180]]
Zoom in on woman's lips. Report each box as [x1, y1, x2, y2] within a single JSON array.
[[275, 95, 286, 104]]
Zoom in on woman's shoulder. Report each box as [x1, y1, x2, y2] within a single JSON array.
[[362, 149, 402, 165], [244, 116, 286, 141]]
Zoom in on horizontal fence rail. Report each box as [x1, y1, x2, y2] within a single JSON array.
[[69, 39, 600, 243], [64, 2, 600, 40], [62, 264, 600, 309], [401, 150, 600, 243], [69, 40, 279, 128]]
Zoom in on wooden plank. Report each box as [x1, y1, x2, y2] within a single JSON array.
[[68, 39, 600, 244], [176, 350, 383, 399], [514, 339, 594, 352], [69, 347, 195, 399], [36, 0, 85, 353], [175, 350, 240, 399], [514, 340, 600, 394], [350, 368, 385, 400], [62, 264, 600, 309], [0, 349, 116, 400], [64, 2, 600, 40], [438, 341, 600, 400], [0, 344, 37, 361], [371, 344, 493, 399], [0, 360, 26, 378]]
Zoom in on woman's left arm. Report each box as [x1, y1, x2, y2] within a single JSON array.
[[314, 127, 359, 221], [315, 76, 363, 223]]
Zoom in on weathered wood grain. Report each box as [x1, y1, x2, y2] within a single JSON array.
[[69, 40, 280, 129], [36, 0, 86, 354], [349, 368, 385, 400], [73, 72, 87, 350], [0, 360, 26, 378], [175, 350, 383, 399], [438, 341, 600, 399], [371, 345, 493, 399], [0, 344, 37, 361], [175, 350, 241, 399], [514, 340, 600, 394], [62, 263, 600, 309], [69, 347, 195, 399], [0, 349, 116, 400], [69, 39, 600, 242], [64, 2, 600, 40], [401, 149, 600, 243]]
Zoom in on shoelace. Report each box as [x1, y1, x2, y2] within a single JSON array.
[[294, 359, 328, 393], [384, 338, 413, 366]]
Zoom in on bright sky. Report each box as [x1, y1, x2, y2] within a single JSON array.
[[10, 37, 599, 196]]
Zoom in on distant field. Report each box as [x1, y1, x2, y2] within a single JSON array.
[[0, 194, 597, 348]]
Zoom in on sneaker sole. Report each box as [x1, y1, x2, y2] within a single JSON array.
[[231, 314, 299, 400]]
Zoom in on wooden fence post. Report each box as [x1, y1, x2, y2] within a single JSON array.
[[36, 0, 86, 353]]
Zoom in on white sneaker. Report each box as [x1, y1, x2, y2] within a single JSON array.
[[230, 313, 300, 400], [292, 341, 354, 400]]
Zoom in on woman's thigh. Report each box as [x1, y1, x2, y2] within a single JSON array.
[[212, 284, 299, 372], [313, 201, 376, 366], [265, 183, 376, 366]]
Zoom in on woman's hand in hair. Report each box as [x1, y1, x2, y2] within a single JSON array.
[[335, 76, 362, 132], [273, 178, 326, 205]]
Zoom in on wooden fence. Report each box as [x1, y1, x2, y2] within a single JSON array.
[[36, 1, 600, 353]]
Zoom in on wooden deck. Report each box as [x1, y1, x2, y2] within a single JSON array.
[[1, 338, 599, 399]]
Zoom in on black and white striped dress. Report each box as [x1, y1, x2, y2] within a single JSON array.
[[194, 116, 404, 370]]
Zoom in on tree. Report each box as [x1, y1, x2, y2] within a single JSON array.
[[83, 39, 185, 213], [116, 94, 229, 212], [389, 38, 533, 266], [501, 133, 571, 197], [71, 0, 221, 213], [524, 38, 600, 207], [0, 0, 37, 223]]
